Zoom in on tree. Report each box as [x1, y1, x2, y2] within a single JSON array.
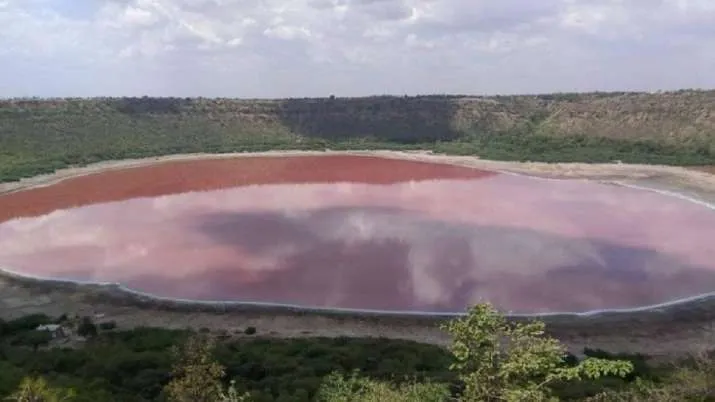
[[442, 303, 634, 402], [22, 331, 53, 352], [589, 351, 715, 401], [76, 317, 97, 338], [216, 380, 251, 402], [5, 377, 75, 402], [98, 321, 117, 331], [316, 371, 449, 402], [163, 335, 228, 402]]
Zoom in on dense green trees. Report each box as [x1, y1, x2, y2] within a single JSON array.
[[4, 303, 702, 401], [0, 318, 453, 401]]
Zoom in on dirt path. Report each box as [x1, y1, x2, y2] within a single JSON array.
[[2, 150, 715, 358]]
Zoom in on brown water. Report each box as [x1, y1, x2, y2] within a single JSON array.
[[1, 155, 715, 314]]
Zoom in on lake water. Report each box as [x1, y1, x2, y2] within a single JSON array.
[[1, 155, 715, 314]]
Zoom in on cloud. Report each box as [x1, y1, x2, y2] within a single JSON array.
[[0, 0, 713, 96]]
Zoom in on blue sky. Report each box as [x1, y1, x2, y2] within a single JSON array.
[[1, 0, 714, 98]]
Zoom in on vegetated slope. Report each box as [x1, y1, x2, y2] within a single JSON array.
[[0, 313, 650, 402], [1, 90, 714, 182]]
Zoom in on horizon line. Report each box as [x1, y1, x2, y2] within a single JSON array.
[[1, 88, 715, 102]]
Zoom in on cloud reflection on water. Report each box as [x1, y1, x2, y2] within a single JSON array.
[[1, 175, 715, 314]]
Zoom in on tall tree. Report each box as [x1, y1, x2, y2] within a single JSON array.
[[443, 303, 633, 401], [164, 335, 226, 402]]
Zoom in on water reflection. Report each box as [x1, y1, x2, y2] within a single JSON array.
[[2, 175, 715, 314]]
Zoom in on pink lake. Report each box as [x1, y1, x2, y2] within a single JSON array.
[[1, 156, 715, 314]]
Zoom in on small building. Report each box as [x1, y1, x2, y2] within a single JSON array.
[[35, 324, 66, 339]]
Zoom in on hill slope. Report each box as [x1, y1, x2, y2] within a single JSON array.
[[1, 90, 714, 182]]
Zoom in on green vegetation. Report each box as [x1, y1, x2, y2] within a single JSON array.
[[0, 314, 454, 401], [443, 304, 632, 401], [2, 91, 714, 182], [4, 304, 713, 401], [2, 91, 715, 398], [163, 335, 238, 402], [75, 317, 97, 338], [316, 371, 449, 402], [5, 377, 76, 402]]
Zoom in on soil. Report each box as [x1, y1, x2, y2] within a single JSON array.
[[2, 150, 715, 358]]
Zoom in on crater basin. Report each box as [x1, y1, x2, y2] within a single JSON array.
[[1, 155, 715, 315]]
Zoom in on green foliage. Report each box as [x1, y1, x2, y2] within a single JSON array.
[[216, 381, 251, 402], [0, 321, 455, 401], [243, 327, 256, 336], [1, 315, 56, 353], [75, 318, 96, 338], [215, 336, 454, 401], [164, 335, 225, 402], [5, 377, 75, 402], [1, 315, 52, 336], [589, 351, 715, 401], [1, 94, 714, 183], [18, 331, 53, 352], [2, 308, 713, 401], [442, 304, 633, 401], [316, 371, 450, 402], [98, 322, 117, 331], [582, 349, 652, 382], [0, 326, 187, 401]]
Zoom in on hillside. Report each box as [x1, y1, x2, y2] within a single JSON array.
[[1, 90, 714, 182]]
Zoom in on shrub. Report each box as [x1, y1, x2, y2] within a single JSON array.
[[98, 321, 117, 331], [76, 317, 97, 338], [3, 314, 52, 335], [6, 377, 75, 402]]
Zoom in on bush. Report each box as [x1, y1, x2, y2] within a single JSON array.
[[5, 377, 76, 402], [76, 317, 97, 338], [243, 327, 256, 336], [2, 314, 52, 335], [14, 331, 53, 352], [98, 321, 117, 331], [316, 371, 449, 402]]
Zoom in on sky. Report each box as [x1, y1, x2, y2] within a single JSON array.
[[0, 0, 714, 98]]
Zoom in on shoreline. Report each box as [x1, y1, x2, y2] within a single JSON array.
[[3, 149, 715, 196], [2, 150, 715, 357], [5, 256, 715, 320]]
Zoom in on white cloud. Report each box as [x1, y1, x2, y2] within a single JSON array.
[[0, 0, 713, 96], [118, 5, 158, 27]]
